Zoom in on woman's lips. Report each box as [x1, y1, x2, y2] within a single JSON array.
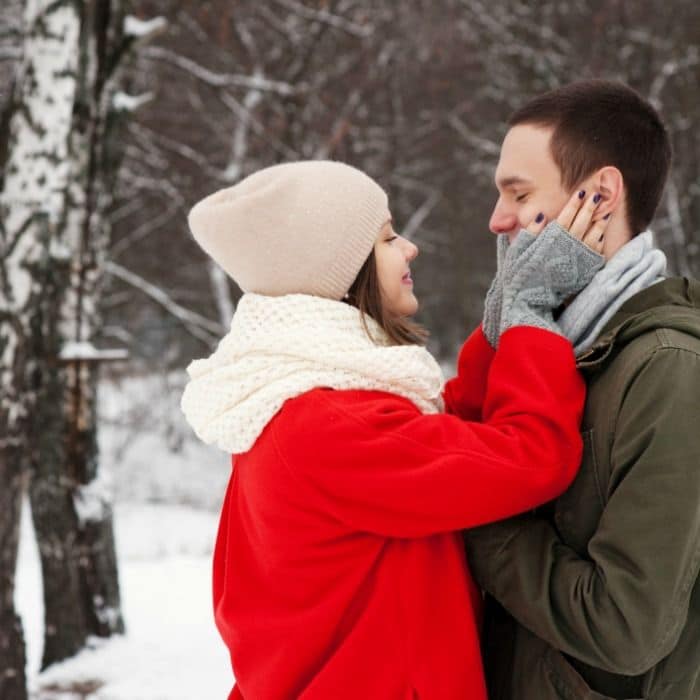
[[402, 272, 413, 285]]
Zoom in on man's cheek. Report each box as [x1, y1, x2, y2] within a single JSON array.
[[505, 207, 539, 242], [544, 193, 571, 222], [523, 199, 563, 228], [518, 204, 541, 227]]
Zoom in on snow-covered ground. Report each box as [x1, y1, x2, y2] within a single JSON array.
[[14, 373, 236, 699]]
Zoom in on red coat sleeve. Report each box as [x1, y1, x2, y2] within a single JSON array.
[[272, 326, 585, 538], [443, 325, 495, 421]]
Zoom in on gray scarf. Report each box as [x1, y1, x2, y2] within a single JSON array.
[[558, 231, 667, 355]]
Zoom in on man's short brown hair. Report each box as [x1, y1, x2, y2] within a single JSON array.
[[509, 80, 672, 235]]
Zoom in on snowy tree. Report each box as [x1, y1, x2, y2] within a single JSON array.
[[102, 0, 480, 369], [0, 0, 81, 689], [106, 0, 394, 361], [82, 0, 699, 384], [0, 0, 163, 693], [2, 1, 698, 695], [454, 0, 700, 276]]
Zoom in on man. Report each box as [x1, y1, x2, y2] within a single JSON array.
[[465, 80, 700, 699]]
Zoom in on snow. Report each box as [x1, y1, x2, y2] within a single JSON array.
[[58, 342, 129, 361], [15, 373, 235, 699], [222, 162, 241, 182], [49, 239, 72, 261], [123, 16, 168, 40], [73, 471, 114, 526], [17, 502, 234, 699], [112, 91, 154, 112]]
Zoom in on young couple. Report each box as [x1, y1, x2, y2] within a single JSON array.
[[181, 80, 700, 699]]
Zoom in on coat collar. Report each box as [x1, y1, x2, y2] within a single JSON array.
[[576, 277, 700, 372]]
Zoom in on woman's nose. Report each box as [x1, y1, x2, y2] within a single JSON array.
[[405, 239, 419, 261]]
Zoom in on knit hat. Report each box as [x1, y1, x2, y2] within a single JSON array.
[[187, 161, 391, 300]]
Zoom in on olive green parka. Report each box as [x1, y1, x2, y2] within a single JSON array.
[[466, 277, 700, 700]]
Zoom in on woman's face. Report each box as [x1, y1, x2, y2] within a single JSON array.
[[373, 219, 419, 317]]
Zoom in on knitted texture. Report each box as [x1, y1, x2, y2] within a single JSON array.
[[558, 230, 667, 354], [499, 221, 606, 339], [180, 293, 445, 454], [483, 231, 536, 346], [187, 161, 391, 300]]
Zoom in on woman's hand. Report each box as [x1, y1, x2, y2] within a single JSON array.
[[496, 194, 608, 340], [523, 189, 610, 255], [483, 191, 610, 347]]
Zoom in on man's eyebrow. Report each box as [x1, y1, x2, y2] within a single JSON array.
[[495, 175, 534, 189]]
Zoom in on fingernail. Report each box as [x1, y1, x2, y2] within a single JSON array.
[[593, 193, 602, 204], [598, 234, 604, 242], [578, 190, 586, 199], [604, 213, 611, 219], [535, 212, 544, 224]]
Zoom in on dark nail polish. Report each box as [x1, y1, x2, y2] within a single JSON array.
[[535, 212, 544, 224], [593, 193, 602, 204], [604, 213, 611, 219], [578, 190, 586, 199], [598, 234, 604, 242]]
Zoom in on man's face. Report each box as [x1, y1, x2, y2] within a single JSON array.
[[490, 124, 571, 242]]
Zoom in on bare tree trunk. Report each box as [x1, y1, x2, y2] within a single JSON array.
[[0, 0, 82, 687], [28, 248, 93, 664], [0, 18, 27, 692], [0, 425, 28, 700], [0, 0, 152, 676], [27, 0, 146, 668]]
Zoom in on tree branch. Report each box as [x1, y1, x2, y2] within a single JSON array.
[[141, 46, 303, 96], [104, 261, 224, 344], [270, 0, 374, 38]]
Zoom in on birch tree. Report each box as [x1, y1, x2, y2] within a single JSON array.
[[0, 0, 161, 691], [0, 0, 82, 689]]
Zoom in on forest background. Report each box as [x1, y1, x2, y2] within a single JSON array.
[[1, 2, 699, 698]]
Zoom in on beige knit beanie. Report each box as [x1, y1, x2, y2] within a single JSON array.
[[187, 160, 391, 300]]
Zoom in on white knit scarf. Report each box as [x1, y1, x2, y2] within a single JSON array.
[[558, 231, 667, 355], [180, 293, 445, 454]]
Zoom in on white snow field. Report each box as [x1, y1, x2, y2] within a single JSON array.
[[15, 374, 236, 699]]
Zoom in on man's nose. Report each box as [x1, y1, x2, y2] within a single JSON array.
[[489, 203, 519, 235]]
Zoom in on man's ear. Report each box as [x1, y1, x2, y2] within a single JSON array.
[[591, 166, 624, 217]]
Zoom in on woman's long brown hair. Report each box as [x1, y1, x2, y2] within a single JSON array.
[[344, 250, 428, 346]]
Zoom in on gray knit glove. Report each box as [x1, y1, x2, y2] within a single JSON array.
[[499, 221, 605, 338], [482, 230, 537, 346]]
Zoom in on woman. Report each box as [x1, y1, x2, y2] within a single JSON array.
[[180, 160, 607, 699]]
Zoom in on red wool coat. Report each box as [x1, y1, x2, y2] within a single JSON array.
[[213, 326, 585, 699]]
